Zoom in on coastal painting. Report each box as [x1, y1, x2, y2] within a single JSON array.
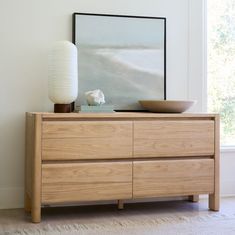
[[74, 13, 166, 110]]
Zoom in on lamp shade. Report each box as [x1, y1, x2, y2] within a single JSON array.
[[48, 41, 78, 104]]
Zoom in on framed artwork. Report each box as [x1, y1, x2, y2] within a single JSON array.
[[73, 13, 166, 110]]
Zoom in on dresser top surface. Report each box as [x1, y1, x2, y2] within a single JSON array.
[[27, 112, 218, 120]]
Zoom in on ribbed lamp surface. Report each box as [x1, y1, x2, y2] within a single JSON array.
[[48, 41, 78, 104]]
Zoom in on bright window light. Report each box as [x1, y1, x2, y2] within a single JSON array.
[[208, 0, 235, 146]]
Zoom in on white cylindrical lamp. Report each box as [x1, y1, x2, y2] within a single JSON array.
[[48, 41, 78, 113]]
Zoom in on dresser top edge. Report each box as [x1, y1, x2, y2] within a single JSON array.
[[26, 112, 219, 120]]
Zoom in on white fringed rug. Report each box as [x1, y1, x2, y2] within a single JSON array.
[[2, 199, 235, 235], [2, 211, 235, 235]]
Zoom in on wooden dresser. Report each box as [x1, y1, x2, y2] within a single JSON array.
[[25, 112, 220, 223]]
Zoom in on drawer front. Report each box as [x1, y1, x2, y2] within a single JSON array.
[[42, 162, 132, 204], [134, 120, 214, 158], [42, 121, 132, 160], [133, 159, 214, 198]]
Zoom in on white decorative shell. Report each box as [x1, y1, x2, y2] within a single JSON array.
[[48, 41, 78, 104], [85, 89, 105, 106]]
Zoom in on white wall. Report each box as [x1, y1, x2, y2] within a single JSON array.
[[0, 0, 234, 209]]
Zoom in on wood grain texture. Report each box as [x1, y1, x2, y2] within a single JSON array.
[[25, 113, 34, 205], [31, 114, 42, 223], [209, 114, 220, 211], [133, 159, 214, 198], [42, 162, 132, 204], [134, 120, 215, 158], [34, 112, 217, 120], [42, 121, 132, 160], [42, 121, 131, 139], [25, 112, 220, 223]]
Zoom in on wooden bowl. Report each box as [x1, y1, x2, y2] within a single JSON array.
[[139, 100, 196, 113]]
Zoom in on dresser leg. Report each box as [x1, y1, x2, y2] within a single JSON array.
[[31, 205, 41, 223], [209, 193, 219, 211], [118, 200, 124, 210], [31, 114, 42, 223], [24, 192, 31, 213], [188, 195, 199, 202]]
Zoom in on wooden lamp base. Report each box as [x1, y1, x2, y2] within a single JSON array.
[[54, 104, 72, 113]]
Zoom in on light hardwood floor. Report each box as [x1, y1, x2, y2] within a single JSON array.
[[1, 197, 235, 234]]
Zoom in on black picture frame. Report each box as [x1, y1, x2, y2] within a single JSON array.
[[72, 12, 166, 111]]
